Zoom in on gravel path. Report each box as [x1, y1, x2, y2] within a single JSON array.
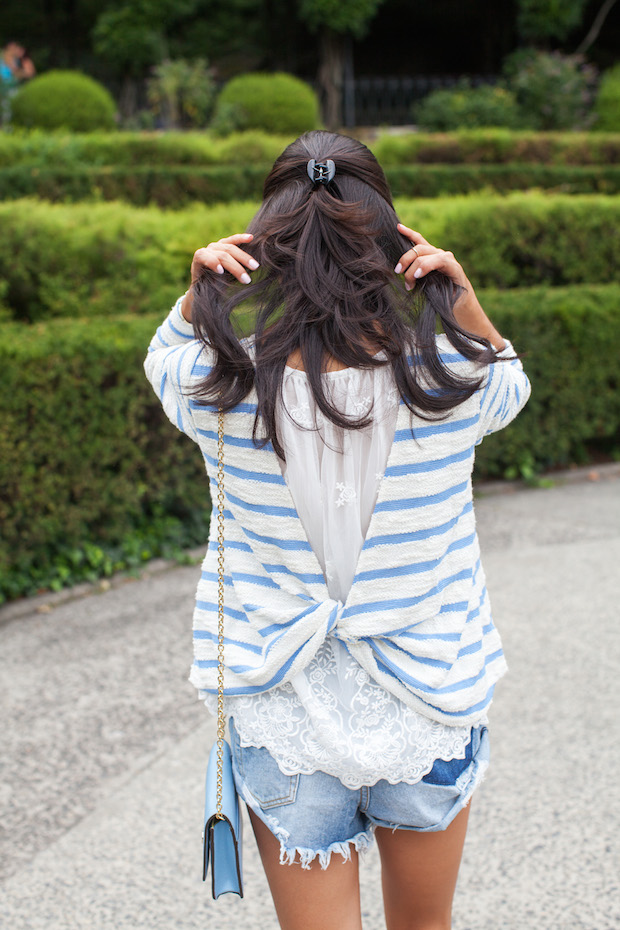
[[1, 474, 619, 929]]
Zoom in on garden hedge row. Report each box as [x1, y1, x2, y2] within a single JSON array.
[[5, 162, 620, 206], [2, 193, 619, 322], [371, 130, 620, 166], [0, 130, 294, 169], [3, 129, 620, 169], [0, 313, 210, 602], [2, 282, 619, 600]]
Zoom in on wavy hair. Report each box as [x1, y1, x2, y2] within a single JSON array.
[[190, 130, 498, 459]]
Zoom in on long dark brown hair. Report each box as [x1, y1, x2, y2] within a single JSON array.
[[191, 130, 498, 459]]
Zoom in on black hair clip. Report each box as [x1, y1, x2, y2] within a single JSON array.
[[307, 159, 336, 187]]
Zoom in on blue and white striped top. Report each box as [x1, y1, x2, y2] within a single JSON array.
[[145, 295, 531, 727]]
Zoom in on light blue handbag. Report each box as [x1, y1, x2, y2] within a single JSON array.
[[202, 410, 244, 899], [203, 739, 244, 898]]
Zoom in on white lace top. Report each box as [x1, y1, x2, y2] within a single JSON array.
[[205, 359, 484, 789]]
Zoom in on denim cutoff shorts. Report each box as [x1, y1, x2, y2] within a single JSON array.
[[229, 718, 490, 870]]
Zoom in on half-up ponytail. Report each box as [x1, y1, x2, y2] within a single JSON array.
[[191, 130, 497, 459]]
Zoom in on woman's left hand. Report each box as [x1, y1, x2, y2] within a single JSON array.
[[394, 223, 469, 292], [394, 223, 507, 351]]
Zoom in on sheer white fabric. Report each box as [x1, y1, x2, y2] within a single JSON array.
[[208, 360, 484, 788]]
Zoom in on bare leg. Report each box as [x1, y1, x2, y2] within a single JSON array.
[[248, 807, 363, 930], [376, 803, 471, 930]]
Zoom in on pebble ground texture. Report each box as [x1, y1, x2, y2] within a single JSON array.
[[1, 471, 619, 930]]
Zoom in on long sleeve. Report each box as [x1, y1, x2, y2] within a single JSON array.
[[144, 294, 210, 443], [476, 341, 531, 443]]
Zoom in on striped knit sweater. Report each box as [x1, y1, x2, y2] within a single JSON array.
[[145, 296, 531, 726]]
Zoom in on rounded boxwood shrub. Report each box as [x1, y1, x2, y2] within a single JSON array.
[[594, 64, 620, 131], [211, 72, 319, 136], [11, 70, 117, 132], [414, 81, 523, 131], [504, 50, 597, 131]]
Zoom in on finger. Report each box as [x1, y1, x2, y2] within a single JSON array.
[[403, 252, 452, 290], [397, 223, 432, 247], [192, 247, 225, 276], [218, 242, 260, 271], [394, 242, 436, 275], [216, 233, 254, 247], [218, 251, 254, 284]]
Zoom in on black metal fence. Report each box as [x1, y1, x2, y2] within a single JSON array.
[[341, 74, 498, 126]]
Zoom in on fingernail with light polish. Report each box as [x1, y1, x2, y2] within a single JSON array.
[[248, 259, 260, 270], [414, 268, 423, 278], [216, 264, 224, 274], [405, 282, 412, 291], [241, 273, 251, 284], [394, 263, 402, 274]]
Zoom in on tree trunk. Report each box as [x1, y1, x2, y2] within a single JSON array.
[[575, 0, 619, 55], [318, 28, 345, 130], [118, 75, 138, 122]]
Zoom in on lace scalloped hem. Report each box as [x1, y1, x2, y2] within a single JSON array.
[[232, 726, 477, 790], [203, 694, 484, 790], [201, 635, 487, 790]]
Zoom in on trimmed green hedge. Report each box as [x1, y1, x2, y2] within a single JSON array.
[[0, 199, 256, 322], [1, 283, 618, 600], [0, 164, 269, 207], [0, 314, 210, 602], [4, 162, 620, 206], [1, 193, 619, 322], [0, 130, 295, 169], [472, 284, 620, 477], [11, 71, 117, 132], [2, 129, 620, 171], [211, 73, 319, 135], [372, 130, 620, 165]]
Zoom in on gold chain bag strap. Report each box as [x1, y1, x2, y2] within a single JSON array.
[[202, 410, 244, 899]]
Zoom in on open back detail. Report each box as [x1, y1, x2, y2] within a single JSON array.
[[145, 296, 531, 728]]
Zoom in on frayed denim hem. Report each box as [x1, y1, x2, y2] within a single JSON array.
[[238, 780, 375, 870], [277, 827, 375, 871]]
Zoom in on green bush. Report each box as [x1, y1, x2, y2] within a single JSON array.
[[2, 129, 620, 172], [0, 199, 257, 322], [11, 71, 117, 132], [2, 194, 620, 322], [0, 129, 294, 169], [473, 284, 620, 477], [0, 164, 270, 206], [373, 129, 620, 165], [593, 64, 620, 132], [503, 49, 597, 131], [393, 191, 620, 289], [1, 283, 618, 599], [414, 81, 523, 131], [0, 313, 210, 602], [211, 72, 319, 135], [5, 162, 620, 206]]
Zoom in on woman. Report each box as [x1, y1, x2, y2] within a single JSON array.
[[144, 130, 530, 930]]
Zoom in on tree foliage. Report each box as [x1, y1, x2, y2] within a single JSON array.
[[92, 0, 204, 75], [516, 0, 588, 44], [298, 0, 386, 37]]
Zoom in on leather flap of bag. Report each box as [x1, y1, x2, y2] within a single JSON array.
[[204, 813, 243, 898]]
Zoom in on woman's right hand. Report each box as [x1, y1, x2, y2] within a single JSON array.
[[190, 233, 259, 285]]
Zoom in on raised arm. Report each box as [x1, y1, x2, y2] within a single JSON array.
[[394, 223, 506, 353], [144, 293, 202, 440], [144, 233, 259, 438], [394, 223, 530, 439]]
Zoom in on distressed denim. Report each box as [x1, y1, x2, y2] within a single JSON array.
[[229, 718, 490, 870]]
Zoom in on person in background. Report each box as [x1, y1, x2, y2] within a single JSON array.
[[0, 41, 35, 120]]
